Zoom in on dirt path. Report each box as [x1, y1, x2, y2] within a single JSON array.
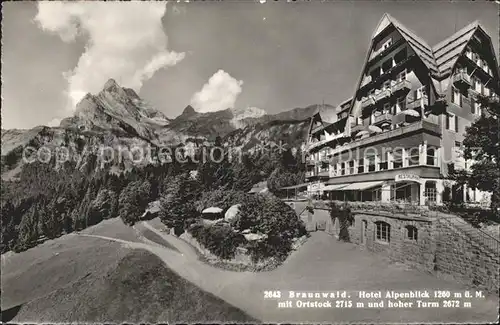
[[78, 221, 499, 323]]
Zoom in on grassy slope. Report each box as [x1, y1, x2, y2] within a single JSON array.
[[2, 218, 256, 323], [10, 250, 256, 323]]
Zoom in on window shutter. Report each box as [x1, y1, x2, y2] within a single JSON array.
[[454, 115, 459, 132], [446, 114, 450, 129], [471, 98, 475, 114]]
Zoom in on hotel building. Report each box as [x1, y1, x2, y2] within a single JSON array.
[[304, 14, 499, 206]]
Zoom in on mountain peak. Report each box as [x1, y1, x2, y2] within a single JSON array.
[[103, 78, 120, 91], [181, 105, 197, 116]]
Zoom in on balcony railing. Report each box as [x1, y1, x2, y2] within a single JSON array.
[[318, 171, 330, 178], [453, 72, 471, 88], [306, 171, 315, 178], [307, 132, 347, 151], [329, 120, 441, 156], [351, 124, 365, 133], [361, 96, 376, 109], [311, 125, 324, 134], [407, 96, 427, 110], [391, 80, 412, 94], [373, 112, 393, 124], [374, 89, 392, 103]]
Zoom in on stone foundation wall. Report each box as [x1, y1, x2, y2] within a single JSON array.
[[434, 219, 499, 293], [303, 205, 499, 294]]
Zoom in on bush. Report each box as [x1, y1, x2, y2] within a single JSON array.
[[235, 194, 307, 262], [189, 222, 245, 260], [328, 201, 353, 242]]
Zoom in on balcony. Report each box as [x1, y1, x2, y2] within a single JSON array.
[[351, 123, 365, 133], [368, 38, 405, 63], [391, 80, 412, 94], [318, 171, 330, 178], [374, 89, 392, 103], [453, 72, 471, 89], [407, 96, 427, 111], [329, 120, 441, 156], [311, 125, 324, 134], [307, 132, 347, 152], [361, 96, 376, 109], [373, 112, 393, 124]]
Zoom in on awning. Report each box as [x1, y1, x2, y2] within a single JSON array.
[[356, 130, 369, 137], [398, 109, 420, 117], [323, 184, 349, 191], [368, 125, 383, 133], [341, 181, 385, 191], [280, 182, 311, 190]]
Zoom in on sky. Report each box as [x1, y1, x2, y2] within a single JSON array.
[[2, 0, 499, 129]]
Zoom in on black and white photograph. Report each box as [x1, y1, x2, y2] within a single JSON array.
[[1, 0, 499, 323]]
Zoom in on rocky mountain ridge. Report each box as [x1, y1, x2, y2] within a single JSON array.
[[1, 79, 331, 178]]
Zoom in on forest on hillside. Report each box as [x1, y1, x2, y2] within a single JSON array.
[[0, 144, 306, 254]]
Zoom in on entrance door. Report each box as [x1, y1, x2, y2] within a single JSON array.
[[361, 220, 367, 244]]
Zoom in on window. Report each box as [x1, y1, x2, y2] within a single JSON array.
[[366, 154, 376, 172], [452, 87, 462, 106], [393, 149, 403, 169], [375, 221, 391, 243], [370, 69, 380, 80], [446, 113, 458, 132], [474, 77, 482, 92], [405, 225, 418, 241], [340, 162, 346, 175], [382, 38, 392, 50], [426, 147, 437, 166], [356, 116, 363, 125], [394, 48, 407, 64], [382, 59, 393, 73], [383, 80, 391, 91], [475, 102, 482, 115], [379, 151, 388, 171], [349, 160, 355, 174], [383, 102, 391, 114], [414, 86, 426, 100], [331, 163, 338, 177], [397, 70, 407, 82], [407, 147, 420, 166], [465, 48, 473, 60], [358, 158, 364, 173], [396, 96, 406, 114]]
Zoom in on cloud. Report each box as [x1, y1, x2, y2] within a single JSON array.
[[191, 70, 243, 113], [34, 1, 185, 110]]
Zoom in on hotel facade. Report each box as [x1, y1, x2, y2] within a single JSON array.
[[304, 14, 499, 206]]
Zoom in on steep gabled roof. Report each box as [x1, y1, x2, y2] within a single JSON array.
[[348, 14, 439, 117], [348, 14, 499, 116], [379, 14, 438, 74], [433, 21, 480, 76]]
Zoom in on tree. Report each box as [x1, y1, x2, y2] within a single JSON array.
[[159, 172, 200, 235], [118, 180, 152, 225], [451, 94, 500, 212]]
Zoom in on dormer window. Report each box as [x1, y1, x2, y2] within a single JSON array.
[[382, 38, 392, 50]]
